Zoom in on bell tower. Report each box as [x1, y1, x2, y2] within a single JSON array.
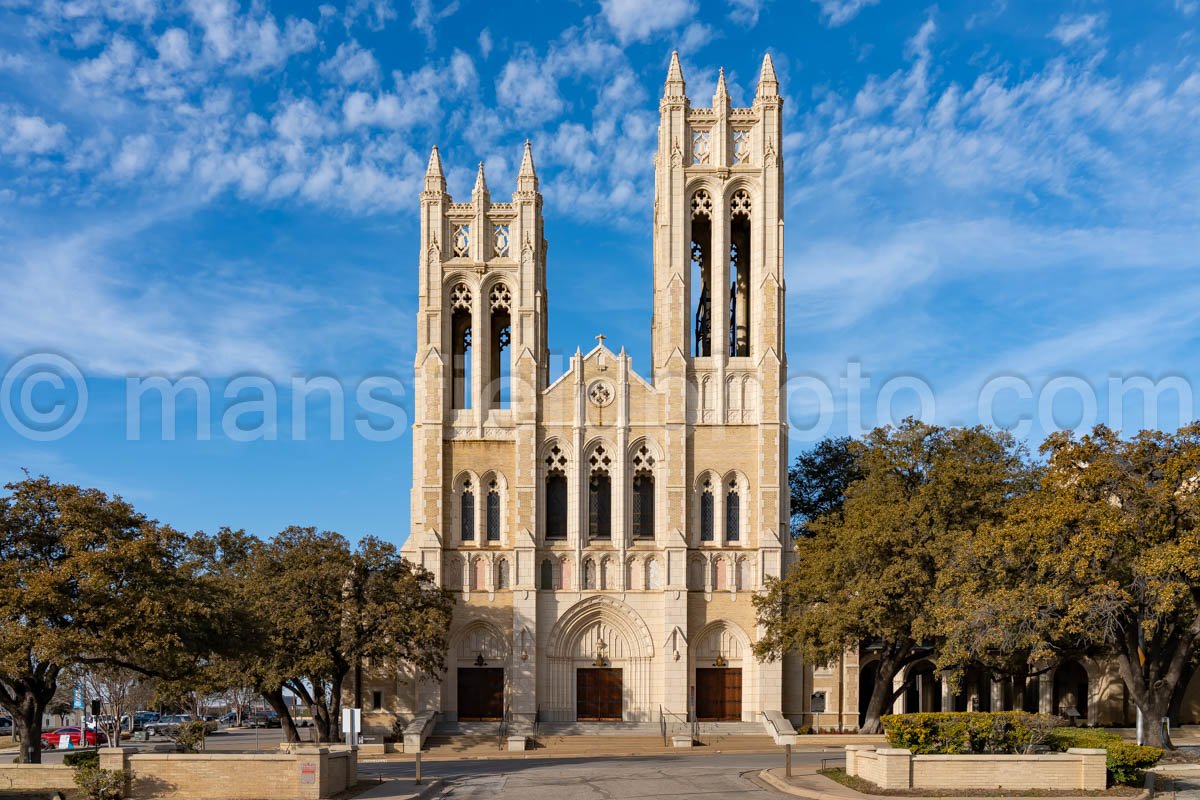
[[410, 141, 548, 545]]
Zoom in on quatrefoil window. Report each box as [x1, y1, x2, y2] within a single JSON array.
[[494, 224, 510, 258], [450, 283, 472, 311], [690, 189, 712, 220], [692, 129, 711, 165], [731, 189, 751, 219], [588, 444, 612, 474], [632, 445, 655, 473], [545, 445, 567, 474], [733, 129, 751, 164], [588, 380, 614, 408], [489, 283, 512, 312], [453, 224, 470, 257]]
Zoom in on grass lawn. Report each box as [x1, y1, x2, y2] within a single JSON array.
[[817, 769, 1141, 797]]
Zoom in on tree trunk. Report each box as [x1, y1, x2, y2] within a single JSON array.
[[262, 689, 300, 744], [13, 702, 44, 764], [860, 658, 903, 734]]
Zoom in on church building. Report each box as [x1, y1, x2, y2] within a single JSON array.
[[384, 52, 847, 734]]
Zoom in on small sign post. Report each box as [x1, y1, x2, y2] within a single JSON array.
[[340, 708, 361, 751]]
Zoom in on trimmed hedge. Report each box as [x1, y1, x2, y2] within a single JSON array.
[[1047, 727, 1162, 785], [64, 749, 101, 768], [881, 713, 1163, 786], [882, 712, 1061, 755]]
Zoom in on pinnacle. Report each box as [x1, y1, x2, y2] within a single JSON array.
[[518, 140, 536, 178], [664, 50, 686, 94], [756, 52, 779, 99], [472, 161, 488, 195], [426, 145, 443, 177]]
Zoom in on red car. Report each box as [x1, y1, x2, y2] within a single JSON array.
[[40, 727, 106, 748]]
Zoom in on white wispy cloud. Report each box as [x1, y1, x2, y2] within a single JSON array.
[[811, 0, 880, 27], [599, 0, 697, 44], [1049, 13, 1107, 48], [728, 0, 765, 27], [410, 0, 459, 47]]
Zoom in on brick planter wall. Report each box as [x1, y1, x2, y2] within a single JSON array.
[[845, 745, 1108, 791]]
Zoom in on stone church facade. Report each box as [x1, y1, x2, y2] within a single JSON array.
[[381, 52, 845, 733], [372, 51, 1200, 737]]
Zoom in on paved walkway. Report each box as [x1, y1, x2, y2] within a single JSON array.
[[360, 752, 812, 799]]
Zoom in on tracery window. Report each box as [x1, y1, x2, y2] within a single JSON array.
[[453, 224, 470, 258], [726, 481, 741, 542], [460, 478, 475, 542], [545, 445, 568, 541], [489, 283, 512, 409], [493, 224, 510, 258], [632, 445, 655, 540], [691, 190, 713, 357], [486, 482, 501, 541], [588, 445, 612, 540], [729, 189, 752, 357], [733, 129, 751, 164], [692, 128, 711, 165], [450, 283, 472, 408], [700, 479, 714, 542]]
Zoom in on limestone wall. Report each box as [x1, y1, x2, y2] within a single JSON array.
[[98, 746, 356, 800], [846, 745, 1108, 792], [0, 762, 76, 792]]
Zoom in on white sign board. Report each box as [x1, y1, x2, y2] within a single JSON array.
[[57, 734, 72, 749], [341, 708, 361, 750]]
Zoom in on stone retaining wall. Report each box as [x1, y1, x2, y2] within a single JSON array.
[[97, 745, 357, 800], [845, 744, 1108, 791], [0, 762, 77, 793]]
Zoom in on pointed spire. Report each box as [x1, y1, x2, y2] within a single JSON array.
[[664, 50, 686, 99], [423, 145, 445, 193], [756, 52, 779, 100], [472, 161, 488, 198], [713, 66, 730, 112], [516, 139, 538, 193]]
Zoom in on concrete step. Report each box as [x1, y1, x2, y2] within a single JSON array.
[[432, 721, 501, 736], [423, 734, 503, 755], [696, 721, 769, 735], [537, 721, 660, 736]]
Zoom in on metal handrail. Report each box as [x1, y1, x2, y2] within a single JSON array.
[[659, 705, 689, 745], [498, 703, 510, 750]]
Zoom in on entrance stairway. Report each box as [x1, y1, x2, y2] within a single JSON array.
[[419, 719, 776, 757]]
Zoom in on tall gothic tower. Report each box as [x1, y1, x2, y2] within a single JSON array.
[[652, 52, 788, 714]]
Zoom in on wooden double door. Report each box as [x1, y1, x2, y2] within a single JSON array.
[[457, 667, 504, 720], [576, 668, 623, 721], [696, 668, 742, 721]]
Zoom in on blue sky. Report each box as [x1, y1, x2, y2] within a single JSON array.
[[2, 0, 1198, 545]]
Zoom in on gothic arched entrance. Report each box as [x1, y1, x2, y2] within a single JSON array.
[[543, 596, 655, 722], [447, 621, 509, 721]]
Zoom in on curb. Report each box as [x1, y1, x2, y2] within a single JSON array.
[[755, 768, 1156, 800]]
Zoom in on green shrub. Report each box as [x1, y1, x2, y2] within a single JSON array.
[[73, 765, 127, 800], [882, 712, 1062, 755], [1047, 728, 1162, 785], [172, 720, 208, 753], [64, 749, 100, 768]]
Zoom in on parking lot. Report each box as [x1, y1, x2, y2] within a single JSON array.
[[33, 726, 287, 763]]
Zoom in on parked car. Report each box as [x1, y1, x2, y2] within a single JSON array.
[[0, 716, 13, 735], [218, 711, 238, 725], [129, 711, 159, 732], [144, 714, 195, 738], [246, 713, 281, 729], [201, 715, 219, 733], [40, 727, 106, 748]]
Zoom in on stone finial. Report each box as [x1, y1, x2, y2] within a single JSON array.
[[664, 50, 686, 97], [517, 139, 538, 192], [756, 52, 779, 100], [424, 145, 445, 193], [472, 161, 488, 198], [713, 66, 730, 111]]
